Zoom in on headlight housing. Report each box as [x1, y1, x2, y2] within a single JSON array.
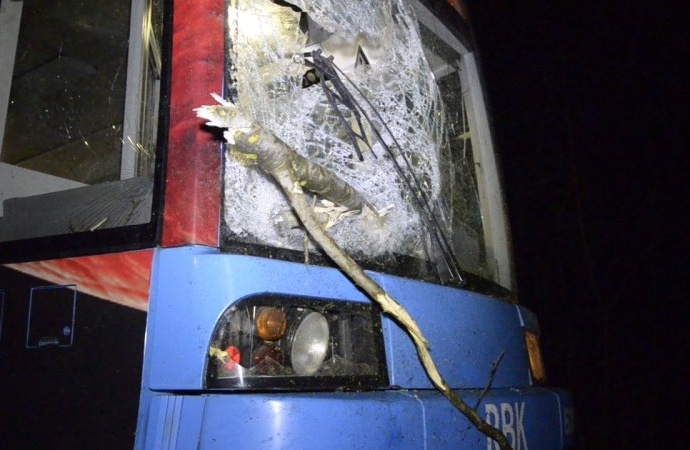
[[206, 294, 388, 390]]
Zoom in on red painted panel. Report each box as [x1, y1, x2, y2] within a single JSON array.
[[5, 250, 154, 311], [162, 0, 225, 247]]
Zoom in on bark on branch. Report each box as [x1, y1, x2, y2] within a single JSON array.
[[232, 125, 374, 213]]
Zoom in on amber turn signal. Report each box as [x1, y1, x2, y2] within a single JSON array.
[[524, 330, 547, 384], [255, 307, 287, 341]]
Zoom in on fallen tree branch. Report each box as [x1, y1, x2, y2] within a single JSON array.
[[233, 124, 375, 213], [195, 95, 376, 214], [197, 97, 510, 448], [228, 126, 512, 450]]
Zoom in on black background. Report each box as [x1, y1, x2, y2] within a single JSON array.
[[468, 2, 687, 448], [0, 267, 146, 449]]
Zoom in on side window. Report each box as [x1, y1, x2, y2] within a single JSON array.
[[0, 0, 164, 244]]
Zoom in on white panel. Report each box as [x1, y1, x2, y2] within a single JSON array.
[[460, 52, 514, 289], [120, 0, 147, 179], [0, 0, 23, 155], [0, 162, 85, 216]]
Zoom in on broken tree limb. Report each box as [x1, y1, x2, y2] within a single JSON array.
[[196, 95, 378, 216], [271, 161, 511, 450], [196, 99, 511, 449], [231, 124, 374, 213], [227, 125, 511, 450]]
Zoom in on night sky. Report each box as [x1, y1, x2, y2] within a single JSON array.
[[467, 2, 687, 448]]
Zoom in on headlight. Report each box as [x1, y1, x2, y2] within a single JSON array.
[[206, 294, 388, 390], [290, 311, 330, 376]]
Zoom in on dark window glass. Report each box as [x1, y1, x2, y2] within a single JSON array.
[[0, 0, 164, 245]]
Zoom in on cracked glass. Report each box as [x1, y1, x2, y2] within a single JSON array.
[[219, 0, 510, 289]]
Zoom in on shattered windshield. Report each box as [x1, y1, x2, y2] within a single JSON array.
[[217, 0, 510, 289]]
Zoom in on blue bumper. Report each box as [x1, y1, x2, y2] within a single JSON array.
[[139, 388, 573, 449]]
